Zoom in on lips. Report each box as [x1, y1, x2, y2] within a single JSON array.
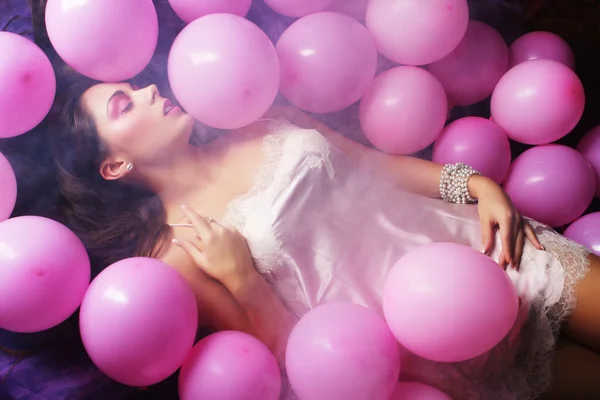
[[163, 99, 174, 115]]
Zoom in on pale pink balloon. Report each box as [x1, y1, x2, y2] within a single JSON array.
[[0, 216, 90, 333], [509, 31, 575, 70], [264, 0, 334, 18], [277, 12, 377, 113], [168, 14, 280, 129], [0, 152, 17, 222], [286, 302, 400, 400], [168, 0, 252, 23], [564, 212, 600, 257], [383, 243, 519, 363], [491, 59, 585, 145], [366, 0, 469, 66], [179, 331, 281, 400], [45, 0, 158, 82], [325, 0, 369, 22], [390, 382, 452, 400], [577, 125, 600, 197], [503, 145, 595, 227], [433, 117, 512, 184], [428, 21, 509, 106], [0, 32, 56, 138], [80, 257, 198, 387], [359, 66, 448, 155]]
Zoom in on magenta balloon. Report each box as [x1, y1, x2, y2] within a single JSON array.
[[277, 12, 377, 114], [359, 66, 448, 155], [80, 257, 198, 387], [433, 117, 512, 184], [179, 331, 281, 400], [168, 14, 280, 130], [264, 0, 334, 18], [564, 213, 600, 257], [0, 216, 90, 333], [509, 31, 575, 70], [168, 0, 252, 23], [390, 382, 452, 400], [325, 0, 369, 22], [286, 302, 400, 400], [577, 125, 600, 198], [0, 32, 56, 138], [45, 0, 157, 82], [383, 243, 519, 363], [491, 59, 585, 145], [428, 21, 509, 106], [503, 145, 595, 227], [366, 0, 469, 66], [0, 152, 17, 222]]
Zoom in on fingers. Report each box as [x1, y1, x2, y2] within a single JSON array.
[[480, 219, 494, 255], [180, 204, 213, 238], [500, 215, 515, 268], [172, 238, 208, 268], [524, 222, 545, 251], [513, 228, 525, 270]]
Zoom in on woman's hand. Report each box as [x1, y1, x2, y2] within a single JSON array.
[[469, 176, 544, 269], [172, 204, 257, 292]]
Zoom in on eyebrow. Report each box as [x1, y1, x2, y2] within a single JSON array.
[[106, 90, 127, 115]]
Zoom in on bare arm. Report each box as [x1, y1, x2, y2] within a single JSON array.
[[165, 211, 297, 362], [272, 106, 491, 199]]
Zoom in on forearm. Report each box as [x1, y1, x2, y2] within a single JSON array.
[[228, 272, 297, 363], [360, 146, 497, 200]]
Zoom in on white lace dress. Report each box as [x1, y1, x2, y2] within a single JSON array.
[[222, 121, 591, 400]]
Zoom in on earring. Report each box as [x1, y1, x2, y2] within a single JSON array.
[[126, 163, 134, 171]]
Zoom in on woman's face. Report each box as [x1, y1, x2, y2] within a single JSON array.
[[82, 82, 194, 177]]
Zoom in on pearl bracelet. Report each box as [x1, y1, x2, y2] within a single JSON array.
[[439, 163, 480, 204]]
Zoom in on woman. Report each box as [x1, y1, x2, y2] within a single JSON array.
[[47, 78, 600, 399]]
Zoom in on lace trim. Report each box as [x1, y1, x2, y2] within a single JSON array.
[[223, 119, 335, 277], [523, 218, 591, 399]]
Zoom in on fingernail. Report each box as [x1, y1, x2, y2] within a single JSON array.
[[172, 238, 180, 245], [540, 245, 545, 251], [180, 204, 188, 210]]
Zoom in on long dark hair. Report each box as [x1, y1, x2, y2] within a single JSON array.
[[46, 75, 170, 274]]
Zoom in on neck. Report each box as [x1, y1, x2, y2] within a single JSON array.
[[145, 138, 230, 215]]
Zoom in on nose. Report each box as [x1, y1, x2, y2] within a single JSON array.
[[141, 84, 159, 104]]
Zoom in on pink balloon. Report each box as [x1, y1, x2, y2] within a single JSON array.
[[325, 0, 369, 22], [264, 0, 334, 18], [286, 302, 400, 400], [366, 0, 469, 66], [433, 117, 512, 184], [428, 21, 509, 106], [277, 12, 377, 113], [503, 145, 595, 227], [564, 212, 600, 257], [390, 382, 452, 400], [359, 66, 448, 155], [0, 152, 17, 222], [383, 243, 519, 363], [168, 0, 252, 23], [491, 59, 585, 145], [509, 31, 575, 70], [179, 331, 281, 400], [577, 125, 600, 197], [168, 14, 280, 129], [0, 32, 56, 138], [0, 216, 90, 333], [45, 0, 158, 82], [80, 257, 198, 387]]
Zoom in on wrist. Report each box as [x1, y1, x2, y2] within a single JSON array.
[[467, 174, 494, 199], [226, 268, 264, 302]]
